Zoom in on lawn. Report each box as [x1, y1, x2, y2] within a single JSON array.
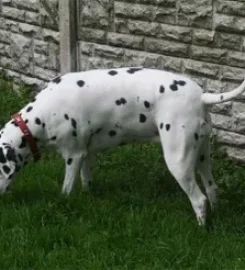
[[0, 75, 245, 270]]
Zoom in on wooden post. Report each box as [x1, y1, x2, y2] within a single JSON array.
[[59, 0, 77, 74]]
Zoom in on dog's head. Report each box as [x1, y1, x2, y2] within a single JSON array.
[[0, 143, 18, 193]]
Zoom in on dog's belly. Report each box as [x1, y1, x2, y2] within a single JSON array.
[[87, 118, 159, 152]]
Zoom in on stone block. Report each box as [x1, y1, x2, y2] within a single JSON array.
[[78, 41, 94, 56], [39, 0, 59, 31], [214, 14, 245, 34], [10, 33, 34, 75], [158, 24, 192, 43], [216, 0, 245, 17], [145, 37, 189, 57], [79, 0, 112, 30], [211, 112, 245, 134], [0, 42, 11, 57], [24, 10, 40, 25], [233, 101, 245, 115], [43, 29, 59, 44], [214, 129, 245, 147], [33, 40, 48, 54], [0, 29, 11, 43], [190, 45, 226, 64], [34, 66, 58, 81], [1, 6, 25, 21], [12, 0, 40, 12], [210, 102, 233, 116], [192, 29, 216, 46], [0, 56, 12, 69], [93, 44, 124, 60], [108, 32, 144, 50], [79, 28, 107, 44], [183, 59, 220, 79], [178, 0, 213, 29], [222, 146, 245, 163], [126, 20, 160, 37], [124, 50, 165, 69], [154, 7, 176, 24], [227, 51, 245, 69], [115, 2, 155, 21], [221, 66, 245, 82], [215, 32, 242, 50], [78, 56, 124, 71]]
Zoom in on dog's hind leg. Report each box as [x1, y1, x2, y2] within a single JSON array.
[[157, 120, 208, 226], [197, 137, 218, 209]]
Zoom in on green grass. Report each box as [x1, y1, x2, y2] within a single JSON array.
[[1, 75, 245, 269]]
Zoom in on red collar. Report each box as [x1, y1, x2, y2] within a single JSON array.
[[12, 113, 41, 162]]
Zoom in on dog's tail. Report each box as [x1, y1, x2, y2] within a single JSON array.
[[202, 79, 245, 105]]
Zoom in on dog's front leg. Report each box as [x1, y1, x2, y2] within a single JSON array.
[[62, 155, 82, 195]]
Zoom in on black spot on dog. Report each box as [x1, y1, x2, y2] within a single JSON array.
[[52, 76, 61, 84], [108, 70, 118, 76], [200, 155, 205, 162], [144, 101, 150, 108], [0, 148, 6, 163], [19, 136, 27, 148], [116, 98, 127, 106], [6, 148, 16, 162], [166, 124, 171, 131], [77, 80, 85, 87], [139, 114, 147, 123], [160, 123, 164, 129], [35, 117, 42, 125], [51, 136, 57, 141], [26, 106, 33, 113], [2, 165, 10, 174], [25, 119, 29, 124], [194, 133, 199, 141], [18, 154, 23, 162], [71, 118, 77, 129], [220, 95, 224, 100], [67, 158, 73, 165], [159, 85, 165, 93], [121, 98, 127, 105], [42, 123, 46, 128], [109, 130, 117, 137], [72, 131, 77, 137], [88, 120, 91, 124], [64, 114, 69, 120], [177, 80, 186, 86], [127, 67, 143, 74], [11, 120, 18, 127], [208, 180, 213, 186], [115, 100, 121, 106], [170, 84, 178, 91]]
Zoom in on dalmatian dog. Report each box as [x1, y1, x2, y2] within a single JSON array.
[[0, 67, 244, 226]]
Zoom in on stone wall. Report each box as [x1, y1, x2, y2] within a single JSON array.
[[78, 0, 245, 161], [0, 0, 59, 87], [0, 0, 245, 160]]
